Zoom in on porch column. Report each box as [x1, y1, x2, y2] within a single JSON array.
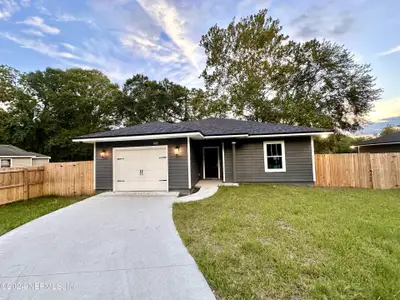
[[232, 141, 236, 183], [187, 137, 191, 189]]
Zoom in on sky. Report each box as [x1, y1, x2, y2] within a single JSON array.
[[0, 0, 399, 134]]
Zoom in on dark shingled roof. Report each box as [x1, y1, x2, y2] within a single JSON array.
[[356, 132, 400, 146], [0, 145, 49, 157], [76, 118, 332, 139]]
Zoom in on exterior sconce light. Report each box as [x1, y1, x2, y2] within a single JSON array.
[[174, 146, 180, 156], [100, 149, 107, 159]]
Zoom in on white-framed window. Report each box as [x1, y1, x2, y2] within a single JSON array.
[[263, 141, 286, 172], [0, 158, 11, 168]]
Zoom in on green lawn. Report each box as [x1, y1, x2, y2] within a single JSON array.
[[173, 184, 400, 300], [0, 196, 87, 236]]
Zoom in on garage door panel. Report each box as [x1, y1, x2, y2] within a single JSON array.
[[114, 146, 168, 192]]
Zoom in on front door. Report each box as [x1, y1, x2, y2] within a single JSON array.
[[203, 147, 219, 179]]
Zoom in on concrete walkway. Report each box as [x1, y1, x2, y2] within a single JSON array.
[[175, 180, 238, 203], [0, 193, 216, 300]]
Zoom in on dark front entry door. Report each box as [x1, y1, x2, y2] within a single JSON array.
[[204, 147, 219, 178]]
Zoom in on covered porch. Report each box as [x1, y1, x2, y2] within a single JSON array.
[[189, 139, 237, 188]]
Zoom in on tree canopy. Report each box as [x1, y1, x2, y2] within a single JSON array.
[[0, 66, 122, 161], [380, 124, 400, 136], [200, 9, 382, 131], [0, 67, 208, 161], [119, 75, 207, 126], [0, 9, 384, 160]]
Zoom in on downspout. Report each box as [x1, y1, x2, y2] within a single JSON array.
[[232, 141, 237, 183]]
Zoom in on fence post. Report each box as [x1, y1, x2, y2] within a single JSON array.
[[368, 153, 374, 189], [23, 168, 28, 200]]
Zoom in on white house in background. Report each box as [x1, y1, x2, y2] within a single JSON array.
[[0, 145, 51, 169]]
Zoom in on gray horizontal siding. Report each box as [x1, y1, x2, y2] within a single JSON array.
[[95, 138, 188, 191], [223, 137, 313, 183], [224, 143, 233, 182], [360, 144, 400, 153]]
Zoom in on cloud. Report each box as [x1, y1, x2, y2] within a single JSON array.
[[135, 0, 201, 70], [55, 14, 79, 22], [0, 32, 77, 59], [57, 38, 141, 82], [86, 0, 206, 85], [237, 0, 269, 15], [34, 0, 50, 15], [368, 97, 400, 123], [119, 31, 186, 64], [18, 16, 60, 35], [60, 43, 77, 51], [360, 116, 400, 135], [55, 13, 98, 29], [21, 29, 44, 36], [379, 45, 400, 56], [289, 1, 356, 40], [20, 0, 29, 7], [37, 6, 50, 15], [0, 0, 19, 19]]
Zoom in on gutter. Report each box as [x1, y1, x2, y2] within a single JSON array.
[[73, 130, 334, 144], [356, 141, 400, 147]]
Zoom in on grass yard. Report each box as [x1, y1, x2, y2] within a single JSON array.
[[0, 196, 87, 236], [173, 184, 400, 300]]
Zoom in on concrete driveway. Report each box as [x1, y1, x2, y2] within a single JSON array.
[[0, 193, 216, 300]]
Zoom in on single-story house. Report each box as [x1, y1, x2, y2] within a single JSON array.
[[73, 118, 333, 193], [0, 145, 51, 169], [355, 132, 400, 153]]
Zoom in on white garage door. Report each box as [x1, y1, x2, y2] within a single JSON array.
[[114, 146, 168, 192]]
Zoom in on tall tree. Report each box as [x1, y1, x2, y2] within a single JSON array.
[[314, 134, 366, 154], [0, 108, 9, 143], [200, 9, 382, 131], [120, 74, 206, 126], [380, 124, 400, 136], [0, 66, 122, 161]]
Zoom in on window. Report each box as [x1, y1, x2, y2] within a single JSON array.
[[0, 159, 11, 168], [263, 141, 286, 172]]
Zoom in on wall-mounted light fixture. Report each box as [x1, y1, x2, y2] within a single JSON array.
[[100, 149, 107, 159], [174, 146, 180, 156]]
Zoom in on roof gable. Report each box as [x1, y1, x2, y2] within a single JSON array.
[[0, 145, 49, 158]]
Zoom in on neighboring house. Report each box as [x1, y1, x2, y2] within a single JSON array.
[[355, 132, 400, 153], [73, 118, 333, 193], [0, 145, 51, 169]]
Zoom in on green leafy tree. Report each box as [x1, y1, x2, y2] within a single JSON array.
[[120, 75, 206, 126], [0, 67, 122, 161], [0, 108, 9, 143], [314, 134, 366, 153], [380, 124, 400, 136], [200, 10, 288, 122], [200, 9, 382, 131]]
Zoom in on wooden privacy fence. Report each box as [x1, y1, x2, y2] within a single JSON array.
[[315, 153, 400, 189], [0, 161, 94, 205]]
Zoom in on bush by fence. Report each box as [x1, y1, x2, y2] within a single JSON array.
[[0, 161, 94, 205], [315, 153, 400, 189]]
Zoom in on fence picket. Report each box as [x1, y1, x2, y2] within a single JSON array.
[[0, 161, 95, 205], [316, 153, 400, 189]]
